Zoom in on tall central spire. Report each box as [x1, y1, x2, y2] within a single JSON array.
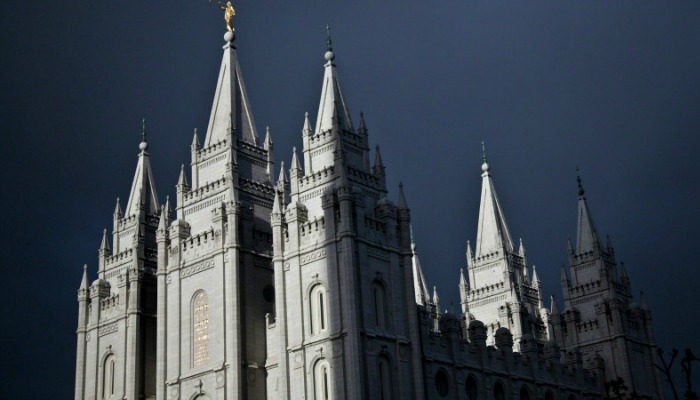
[[204, 32, 259, 146], [315, 26, 354, 134], [575, 170, 601, 254], [475, 148, 513, 257]]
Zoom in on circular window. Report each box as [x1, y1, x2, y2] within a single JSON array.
[[263, 285, 275, 303], [435, 369, 449, 397]]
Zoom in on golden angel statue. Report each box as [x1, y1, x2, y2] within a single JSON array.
[[210, 1, 236, 32]]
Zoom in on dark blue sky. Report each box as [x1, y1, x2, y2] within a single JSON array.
[[1, 1, 699, 398]]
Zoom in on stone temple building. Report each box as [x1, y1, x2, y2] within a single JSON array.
[[73, 26, 664, 400]]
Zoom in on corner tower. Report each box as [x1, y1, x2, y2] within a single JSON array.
[[265, 36, 424, 400], [155, 30, 275, 400], [553, 173, 663, 399], [74, 128, 160, 400]]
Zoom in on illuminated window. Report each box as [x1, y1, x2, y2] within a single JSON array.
[[378, 356, 392, 400], [310, 285, 328, 334], [102, 354, 116, 398], [193, 291, 209, 367], [373, 282, 388, 329], [314, 359, 332, 400]]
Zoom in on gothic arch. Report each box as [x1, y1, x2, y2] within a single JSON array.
[[493, 380, 507, 400], [465, 374, 479, 400], [309, 284, 328, 335], [377, 354, 393, 400], [312, 358, 332, 400], [100, 351, 116, 399]]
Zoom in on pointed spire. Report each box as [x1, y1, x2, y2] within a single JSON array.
[[204, 29, 258, 146], [359, 112, 367, 132], [158, 205, 168, 231], [302, 111, 313, 136], [291, 147, 302, 172], [316, 27, 354, 134], [575, 168, 601, 254], [398, 182, 408, 209], [475, 146, 514, 257], [177, 164, 189, 189], [567, 237, 574, 254], [271, 189, 281, 215], [518, 238, 527, 263], [277, 161, 287, 189], [113, 197, 123, 219], [191, 128, 201, 149], [100, 229, 111, 253], [411, 227, 430, 306], [550, 294, 560, 314], [531, 265, 540, 288], [560, 266, 569, 284], [264, 126, 273, 150], [459, 268, 470, 314], [164, 195, 172, 217], [374, 145, 384, 169], [125, 126, 160, 216], [80, 264, 89, 290], [466, 240, 474, 270], [432, 286, 440, 306]]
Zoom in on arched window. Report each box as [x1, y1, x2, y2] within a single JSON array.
[[494, 381, 506, 400], [378, 356, 392, 400], [193, 291, 209, 367], [435, 369, 449, 397], [373, 282, 388, 329], [314, 359, 332, 400], [466, 375, 478, 400], [310, 285, 328, 334], [102, 354, 116, 399], [520, 386, 531, 400]]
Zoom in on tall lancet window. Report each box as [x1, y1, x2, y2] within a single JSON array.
[[193, 290, 210, 367], [102, 354, 116, 399], [314, 359, 332, 400], [310, 285, 328, 334], [378, 356, 392, 400], [373, 281, 388, 329]]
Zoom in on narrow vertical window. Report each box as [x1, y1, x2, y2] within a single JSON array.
[[310, 285, 328, 335], [373, 282, 387, 329], [193, 291, 209, 367], [103, 354, 115, 398], [314, 359, 332, 400], [378, 356, 392, 400]]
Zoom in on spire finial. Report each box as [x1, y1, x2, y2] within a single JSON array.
[[576, 165, 585, 197], [139, 118, 148, 152], [481, 141, 489, 172], [324, 25, 335, 62]]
